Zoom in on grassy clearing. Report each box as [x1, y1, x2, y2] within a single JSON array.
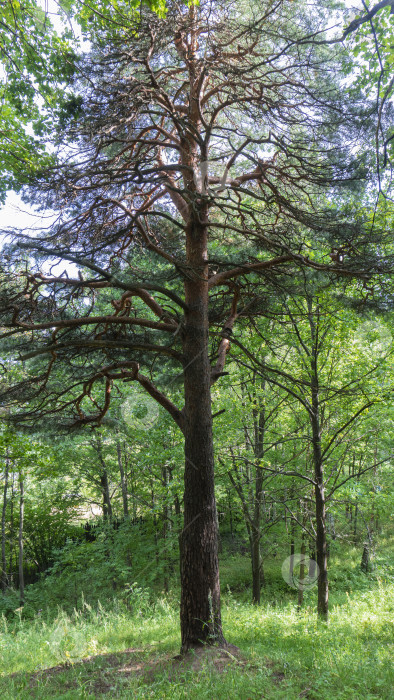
[[0, 573, 392, 699]]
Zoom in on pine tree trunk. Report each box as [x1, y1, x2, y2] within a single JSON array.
[[179, 214, 225, 652]]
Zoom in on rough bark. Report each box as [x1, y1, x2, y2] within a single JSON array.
[[251, 527, 263, 604], [180, 207, 225, 651]]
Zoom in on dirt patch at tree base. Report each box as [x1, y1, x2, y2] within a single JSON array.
[[26, 643, 262, 695], [150, 643, 246, 678]]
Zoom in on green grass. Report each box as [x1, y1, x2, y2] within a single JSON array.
[[0, 529, 392, 698], [0, 575, 392, 699]]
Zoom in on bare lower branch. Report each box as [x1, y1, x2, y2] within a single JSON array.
[[122, 363, 184, 432]]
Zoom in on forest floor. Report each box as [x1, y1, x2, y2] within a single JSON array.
[[0, 542, 393, 698]]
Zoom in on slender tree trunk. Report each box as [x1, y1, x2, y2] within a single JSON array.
[[229, 398, 267, 605], [162, 466, 171, 592], [227, 489, 234, 540], [309, 540, 316, 579], [180, 207, 225, 651], [312, 432, 328, 620], [100, 470, 112, 521], [361, 542, 371, 572], [18, 473, 24, 606], [289, 515, 296, 582], [95, 435, 112, 520], [251, 527, 262, 604], [150, 479, 159, 568], [308, 302, 328, 621], [162, 467, 169, 541], [353, 503, 358, 540], [1, 448, 9, 593], [8, 472, 15, 587], [116, 438, 129, 518], [130, 466, 137, 520], [119, 447, 132, 567], [311, 384, 328, 620], [328, 513, 336, 541], [250, 473, 263, 604], [297, 529, 306, 610], [251, 401, 265, 604]]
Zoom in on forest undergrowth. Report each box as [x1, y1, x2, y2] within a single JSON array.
[[0, 538, 392, 700]]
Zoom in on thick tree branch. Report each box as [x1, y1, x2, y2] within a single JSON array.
[[121, 362, 184, 432], [19, 340, 183, 362], [208, 255, 292, 289], [5, 314, 177, 334], [13, 241, 189, 310], [210, 285, 239, 384]]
